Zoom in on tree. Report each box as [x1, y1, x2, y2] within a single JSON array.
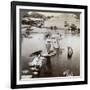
[[70, 24, 77, 32]]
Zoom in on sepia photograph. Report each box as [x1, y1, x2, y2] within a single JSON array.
[[11, 1, 87, 88], [20, 10, 80, 80]]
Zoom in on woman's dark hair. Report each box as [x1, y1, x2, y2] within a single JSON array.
[[44, 33, 51, 39]]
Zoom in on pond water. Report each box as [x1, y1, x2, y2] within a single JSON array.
[[21, 30, 80, 77]]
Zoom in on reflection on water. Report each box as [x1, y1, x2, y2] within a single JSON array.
[[21, 30, 80, 78]]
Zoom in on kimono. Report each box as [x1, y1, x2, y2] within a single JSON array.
[[45, 38, 54, 54]]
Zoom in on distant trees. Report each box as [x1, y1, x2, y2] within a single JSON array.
[[47, 16, 54, 19], [70, 24, 77, 31], [69, 24, 80, 33], [64, 20, 80, 34], [50, 26, 57, 31]]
